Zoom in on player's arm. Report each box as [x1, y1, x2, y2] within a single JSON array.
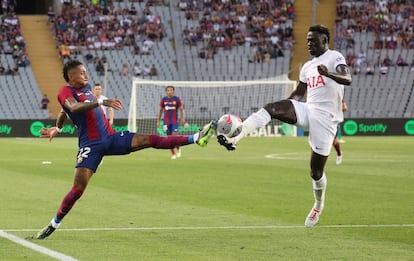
[[318, 64, 352, 86], [107, 106, 114, 126], [63, 97, 123, 113], [39, 109, 67, 142], [179, 105, 185, 126], [342, 100, 348, 112], [288, 81, 307, 101]]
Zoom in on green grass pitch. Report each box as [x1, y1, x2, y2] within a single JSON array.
[[0, 136, 413, 260]]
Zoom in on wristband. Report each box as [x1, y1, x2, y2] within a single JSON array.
[[55, 127, 62, 133], [98, 100, 103, 106]]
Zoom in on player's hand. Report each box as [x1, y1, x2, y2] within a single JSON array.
[[39, 127, 59, 142], [317, 64, 329, 77], [104, 99, 123, 110]]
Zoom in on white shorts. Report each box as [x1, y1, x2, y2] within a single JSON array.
[[290, 99, 339, 156]]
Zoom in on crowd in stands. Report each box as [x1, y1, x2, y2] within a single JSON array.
[[335, 0, 414, 75], [48, 0, 167, 61], [177, 0, 295, 60], [80, 50, 158, 78], [0, 0, 30, 76], [46, 0, 165, 79]]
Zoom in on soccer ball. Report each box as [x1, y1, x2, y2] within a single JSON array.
[[216, 114, 243, 138]]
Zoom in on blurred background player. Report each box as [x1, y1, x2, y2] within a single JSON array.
[[336, 99, 348, 143], [333, 100, 348, 165], [36, 60, 215, 239], [41, 93, 50, 110], [93, 83, 114, 126], [216, 24, 352, 228], [157, 86, 186, 159]]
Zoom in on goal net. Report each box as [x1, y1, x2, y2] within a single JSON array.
[[128, 78, 297, 137]]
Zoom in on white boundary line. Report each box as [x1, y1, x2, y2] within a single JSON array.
[[3, 224, 414, 232], [2, 225, 412, 259], [0, 230, 79, 261]]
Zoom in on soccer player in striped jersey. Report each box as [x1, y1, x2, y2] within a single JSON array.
[[36, 60, 215, 239], [157, 86, 185, 159], [217, 24, 352, 227]]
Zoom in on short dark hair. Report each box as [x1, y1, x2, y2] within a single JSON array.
[[309, 24, 330, 43], [165, 86, 174, 91], [63, 60, 83, 82]]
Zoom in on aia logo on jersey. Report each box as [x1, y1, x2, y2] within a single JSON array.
[[307, 75, 326, 88]]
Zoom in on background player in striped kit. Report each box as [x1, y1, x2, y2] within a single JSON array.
[[157, 86, 186, 159]]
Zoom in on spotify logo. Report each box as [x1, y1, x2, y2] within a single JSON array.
[[343, 120, 358, 136], [404, 120, 414, 135], [30, 121, 45, 137]]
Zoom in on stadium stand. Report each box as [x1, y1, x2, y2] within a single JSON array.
[[0, 9, 50, 119], [172, 0, 294, 80], [1, 0, 413, 120], [335, 0, 414, 118], [37, 0, 296, 119]]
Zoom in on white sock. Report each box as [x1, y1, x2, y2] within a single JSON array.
[[233, 108, 271, 144], [51, 218, 61, 229], [312, 174, 327, 210], [192, 133, 199, 143]]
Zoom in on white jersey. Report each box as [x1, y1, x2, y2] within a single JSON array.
[[97, 95, 108, 116], [299, 49, 346, 122]]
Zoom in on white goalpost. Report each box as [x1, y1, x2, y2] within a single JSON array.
[[128, 78, 298, 136]]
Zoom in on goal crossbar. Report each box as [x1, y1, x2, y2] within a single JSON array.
[[128, 78, 297, 136]]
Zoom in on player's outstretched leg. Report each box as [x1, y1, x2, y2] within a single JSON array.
[[196, 120, 217, 147]]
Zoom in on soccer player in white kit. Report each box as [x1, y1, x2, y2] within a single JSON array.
[[217, 24, 352, 227], [94, 83, 114, 126]]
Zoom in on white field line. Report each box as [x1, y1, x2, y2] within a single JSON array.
[[0, 230, 79, 261], [3, 223, 414, 233]]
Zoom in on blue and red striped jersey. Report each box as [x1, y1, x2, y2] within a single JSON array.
[[160, 96, 182, 125], [57, 83, 115, 145]]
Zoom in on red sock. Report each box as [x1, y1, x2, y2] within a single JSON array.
[[149, 134, 190, 149], [56, 186, 84, 221]]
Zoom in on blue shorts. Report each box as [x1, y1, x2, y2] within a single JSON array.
[[166, 123, 179, 135], [75, 131, 135, 172]]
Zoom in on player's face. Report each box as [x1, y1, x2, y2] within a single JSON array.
[[307, 31, 326, 57], [166, 87, 174, 98], [94, 86, 102, 96], [68, 65, 89, 88]]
